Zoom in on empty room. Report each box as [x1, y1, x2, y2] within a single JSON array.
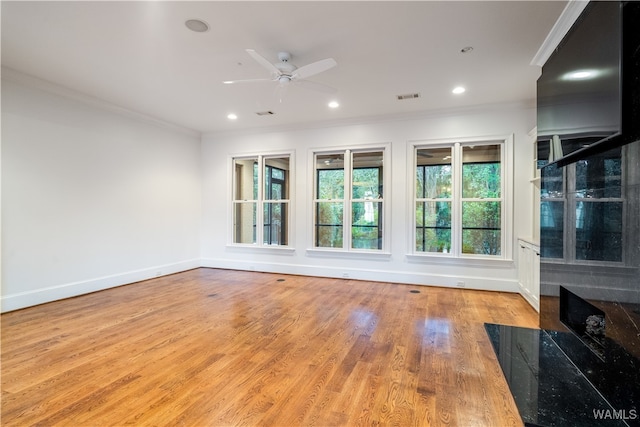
[[2, 1, 639, 426]]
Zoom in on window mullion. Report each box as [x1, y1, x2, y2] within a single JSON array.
[[256, 156, 264, 246], [500, 142, 506, 260], [452, 143, 462, 256], [345, 150, 353, 249], [565, 164, 576, 261]]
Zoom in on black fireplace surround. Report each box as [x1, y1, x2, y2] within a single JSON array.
[[487, 2, 640, 426]]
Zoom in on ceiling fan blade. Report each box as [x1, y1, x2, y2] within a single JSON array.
[[222, 78, 273, 85], [295, 79, 338, 94], [292, 58, 337, 80], [246, 49, 281, 76]]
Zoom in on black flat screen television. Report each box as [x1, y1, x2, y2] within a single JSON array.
[[537, 1, 640, 167]]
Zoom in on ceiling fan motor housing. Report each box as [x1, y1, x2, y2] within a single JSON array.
[[275, 52, 296, 74], [277, 52, 291, 62]]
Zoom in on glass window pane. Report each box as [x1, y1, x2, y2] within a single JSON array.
[[353, 152, 383, 199], [264, 157, 289, 200], [541, 163, 564, 198], [233, 202, 256, 244], [462, 201, 501, 255], [270, 183, 283, 200], [272, 169, 284, 180], [576, 201, 622, 262], [415, 201, 451, 253], [462, 145, 501, 198], [316, 153, 344, 199], [263, 202, 287, 246], [233, 158, 258, 201], [352, 201, 381, 250], [352, 168, 380, 199], [540, 200, 564, 258], [416, 148, 452, 198], [575, 150, 622, 199], [315, 201, 343, 248], [317, 169, 344, 199]]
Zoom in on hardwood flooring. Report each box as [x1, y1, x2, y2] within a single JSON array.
[[1, 268, 539, 426]]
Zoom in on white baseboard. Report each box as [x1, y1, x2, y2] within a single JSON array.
[[2, 257, 521, 313], [518, 282, 540, 312], [1, 259, 200, 313], [200, 258, 520, 293]]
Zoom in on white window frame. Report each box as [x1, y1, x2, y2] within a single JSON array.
[[307, 143, 391, 258], [228, 151, 294, 252], [407, 135, 514, 264]]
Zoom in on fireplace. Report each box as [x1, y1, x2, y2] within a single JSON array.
[[535, 137, 640, 425], [559, 286, 606, 358], [487, 2, 640, 424]]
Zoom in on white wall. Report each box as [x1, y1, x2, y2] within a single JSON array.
[[1, 71, 537, 312], [201, 104, 537, 292], [1, 75, 202, 312]]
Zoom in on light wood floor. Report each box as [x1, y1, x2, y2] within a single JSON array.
[[1, 268, 539, 426]]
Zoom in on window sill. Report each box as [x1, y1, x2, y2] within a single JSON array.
[[306, 248, 392, 260], [226, 244, 296, 255], [405, 253, 514, 268]]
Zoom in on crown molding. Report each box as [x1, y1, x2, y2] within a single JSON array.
[[531, 0, 590, 67], [1, 66, 201, 139]]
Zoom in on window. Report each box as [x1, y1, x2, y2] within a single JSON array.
[[313, 148, 386, 251], [413, 140, 508, 258], [540, 147, 625, 263], [416, 147, 452, 253], [461, 145, 502, 255], [232, 154, 291, 246]]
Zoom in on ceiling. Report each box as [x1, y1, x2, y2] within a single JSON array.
[[1, 1, 568, 135]]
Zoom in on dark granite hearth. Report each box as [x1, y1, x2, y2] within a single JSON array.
[[485, 323, 639, 427]]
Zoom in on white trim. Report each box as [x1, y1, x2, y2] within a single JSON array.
[[309, 142, 392, 253], [306, 248, 392, 260], [405, 254, 514, 268], [531, 0, 590, 67], [519, 282, 540, 312], [200, 259, 519, 293], [1, 66, 200, 138], [228, 150, 295, 248], [205, 101, 534, 140], [0, 259, 201, 313], [225, 244, 296, 255], [408, 135, 514, 260]]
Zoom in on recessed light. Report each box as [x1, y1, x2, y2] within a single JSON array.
[[452, 86, 466, 94], [563, 69, 599, 81], [328, 101, 340, 109], [227, 113, 238, 120], [185, 19, 209, 33]]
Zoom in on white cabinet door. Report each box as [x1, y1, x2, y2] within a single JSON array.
[[518, 238, 540, 311]]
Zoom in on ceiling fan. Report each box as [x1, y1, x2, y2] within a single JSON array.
[[223, 49, 337, 94]]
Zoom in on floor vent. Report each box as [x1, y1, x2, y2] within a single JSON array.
[[397, 93, 420, 100]]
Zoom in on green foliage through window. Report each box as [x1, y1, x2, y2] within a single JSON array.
[[415, 143, 502, 256], [314, 150, 384, 250]]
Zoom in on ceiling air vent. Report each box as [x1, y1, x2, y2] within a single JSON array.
[[396, 93, 421, 100], [255, 111, 275, 116]]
